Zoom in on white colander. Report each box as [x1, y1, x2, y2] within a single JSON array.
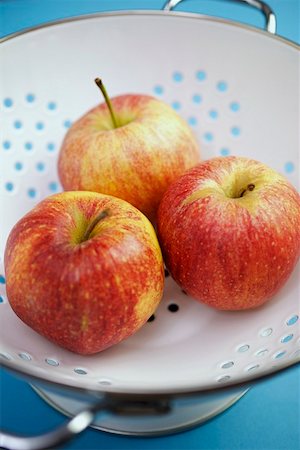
[[0, 0, 299, 448]]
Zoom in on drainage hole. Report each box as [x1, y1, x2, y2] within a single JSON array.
[[168, 303, 179, 313]]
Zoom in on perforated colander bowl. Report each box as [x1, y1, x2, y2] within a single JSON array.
[[0, 0, 299, 448]]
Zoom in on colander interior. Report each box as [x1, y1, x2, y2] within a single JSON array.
[[0, 12, 299, 394]]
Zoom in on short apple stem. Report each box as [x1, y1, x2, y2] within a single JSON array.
[[94, 78, 118, 128], [240, 184, 255, 198], [81, 209, 110, 242]]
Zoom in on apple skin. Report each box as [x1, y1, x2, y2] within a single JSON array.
[[4, 192, 164, 354], [157, 156, 300, 310], [58, 94, 200, 222]]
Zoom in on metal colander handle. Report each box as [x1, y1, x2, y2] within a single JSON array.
[[163, 0, 277, 34], [0, 396, 170, 450], [0, 402, 102, 450]]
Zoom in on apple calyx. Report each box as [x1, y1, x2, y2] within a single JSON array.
[[81, 209, 110, 242], [94, 78, 118, 128], [240, 183, 255, 198]]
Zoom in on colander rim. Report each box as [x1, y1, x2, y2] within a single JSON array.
[[1, 357, 299, 396], [0, 10, 299, 50]]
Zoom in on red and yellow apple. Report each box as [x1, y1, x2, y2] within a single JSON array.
[[157, 156, 300, 310], [58, 79, 200, 223], [4, 192, 164, 354]]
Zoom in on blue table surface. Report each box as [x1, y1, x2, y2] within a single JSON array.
[[0, 1, 299, 449]]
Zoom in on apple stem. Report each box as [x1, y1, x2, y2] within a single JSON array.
[[240, 184, 255, 198], [81, 209, 109, 242], [94, 78, 118, 128]]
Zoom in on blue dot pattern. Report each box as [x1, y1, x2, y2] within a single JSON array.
[[14, 120, 22, 129], [275, 351, 286, 359], [47, 142, 55, 151], [285, 162, 294, 173], [192, 94, 202, 104], [28, 188, 36, 198], [217, 81, 228, 92], [49, 181, 58, 192], [15, 162, 23, 171], [188, 117, 197, 126], [281, 334, 293, 343], [196, 71, 206, 81], [153, 85, 163, 95], [25, 142, 33, 150], [26, 94, 35, 103], [3, 141, 11, 150], [74, 368, 87, 375], [0, 275, 5, 284], [36, 122, 44, 130], [220, 148, 230, 156], [36, 162, 45, 172], [0, 296, 3, 303], [150, 72, 244, 156], [231, 126, 241, 137], [63, 120, 72, 129], [287, 315, 298, 326], [230, 102, 240, 112], [48, 101, 57, 110], [204, 132, 214, 142], [173, 72, 183, 82], [5, 182, 14, 192], [209, 110, 218, 119], [4, 98, 13, 107], [171, 101, 181, 110]]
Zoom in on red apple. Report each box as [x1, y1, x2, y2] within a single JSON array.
[[58, 79, 200, 223], [157, 156, 300, 310], [4, 192, 164, 354]]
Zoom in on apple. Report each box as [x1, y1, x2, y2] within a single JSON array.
[[58, 79, 200, 223], [157, 156, 300, 310], [4, 191, 164, 354]]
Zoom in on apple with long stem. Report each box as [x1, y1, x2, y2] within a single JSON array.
[[157, 156, 300, 310], [58, 78, 200, 223], [4, 192, 164, 354]]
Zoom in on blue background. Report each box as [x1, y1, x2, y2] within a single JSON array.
[[0, 1, 299, 449]]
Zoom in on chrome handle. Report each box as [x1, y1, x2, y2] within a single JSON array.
[[0, 402, 103, 450], [0, 397, 171, 450], [163, 0, 277, 34]]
